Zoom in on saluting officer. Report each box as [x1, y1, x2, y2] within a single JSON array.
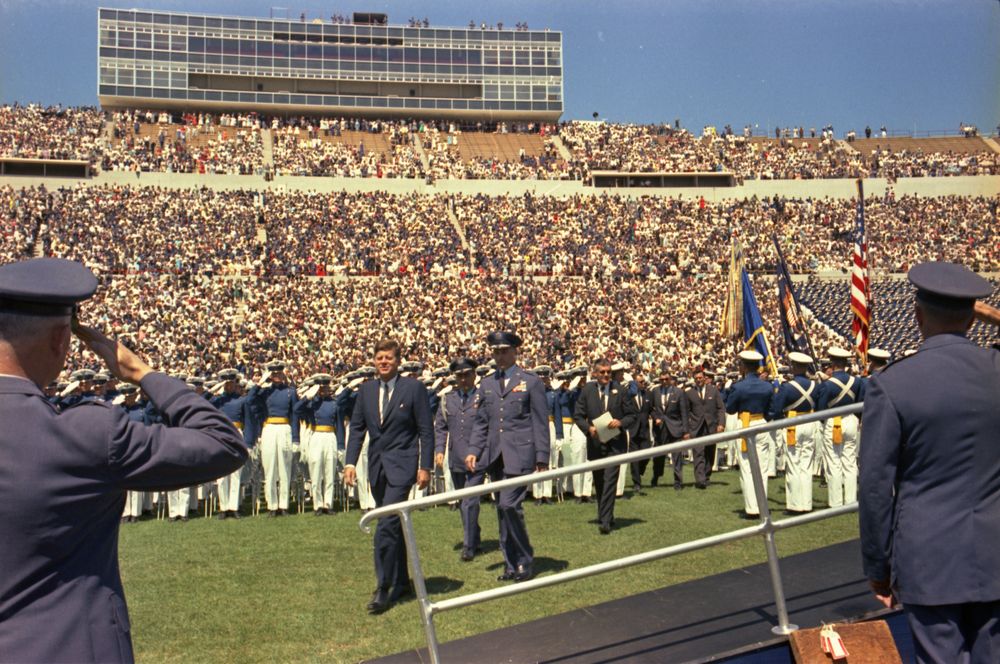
[[859, 262, 1000, 662], [210, 369, 255, 519], [466, 331, 549, 582], [816, 347, 864, 508], [247, 360, 299, 517], [0, 257, 247, 663], [769, 352, 818, 513], [725, 350, 775, 519], [434, 358, 484, 561]]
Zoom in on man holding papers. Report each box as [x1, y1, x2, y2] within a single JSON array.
[[573, 358, 638, 534]]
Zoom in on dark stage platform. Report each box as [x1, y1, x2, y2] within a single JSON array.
[[372, 539, 907, 664]]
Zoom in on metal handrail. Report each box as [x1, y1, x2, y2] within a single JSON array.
[[358, 402, 864, 663]]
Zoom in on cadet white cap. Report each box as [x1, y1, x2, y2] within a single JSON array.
[[788, 352, 813, 365], [867, 348, 890, 361], [611, 361, 628, 372], [828, 347, 852, 360], [738, 350, 763, 362]]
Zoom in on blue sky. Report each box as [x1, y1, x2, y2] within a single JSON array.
[[1, 0, 998, 135]]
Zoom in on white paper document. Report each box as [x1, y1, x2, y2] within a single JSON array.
[[592, 411, 617, 443]]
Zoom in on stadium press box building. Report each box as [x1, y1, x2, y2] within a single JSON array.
[[97, 8, 563, 121]]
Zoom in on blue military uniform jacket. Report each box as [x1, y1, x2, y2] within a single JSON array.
[[468, 366, 550, 475], [816, 370, 863, 411], [345, 376, 434, 487], [769, 375, 818, 419], [434, 387, 480, 472], [211, 392, 256, 447], [546, 388, 565, 439], [859, 334, 1000, 605], [725, 374, 775, 417], [0, 373, 247, 663], [246, 383, 299, 443]]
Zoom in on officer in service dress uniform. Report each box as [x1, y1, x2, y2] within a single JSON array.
[[466, 331, 549, 582], [769, 353, 818, 513], [859, 262, 1000, 663], [0, 257, 247, 663], [434, 358, 484, 561]]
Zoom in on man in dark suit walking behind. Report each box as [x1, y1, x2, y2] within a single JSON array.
[[685, 368, 727, 489], [344, 339, 434, 614], [574, 358, 637, 534], [650, 367, 690, 490]]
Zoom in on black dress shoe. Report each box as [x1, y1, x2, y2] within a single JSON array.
[[214, 512, 229, 520], [497, 570, 516, 582], [674, 484, 683, 491], [695, 483, 707, 490], [650, 477, 659, 487], [460, 549, 475, 562], [390, 582, 415, 602], [599, 524, 611, 535], [513, 565, 534, 582], [228, 511, 241, 519], [367, 588, 390, 615], [267, 510, 278, 518], [278, 509, 289, 516], [741, 512, 761, 520], [314, 508, 325, 516]]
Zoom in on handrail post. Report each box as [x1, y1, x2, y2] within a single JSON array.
[[743, 424, 798, 636], [399, 509, 441, 664]]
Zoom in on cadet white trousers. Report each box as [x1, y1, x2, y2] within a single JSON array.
[[261, 423, 293, 511], [737, 423, 773, 516], [822, 415, 859, 507], [167, 487, 190, 518], [123, 491, 144, 518], [307, 431, 337, 510], [216, 462, 244, 513], [532, 422, 561, 499], [355, 435, 376, 510], [564, 423, 593, 497], [782, 421, 817, 511]]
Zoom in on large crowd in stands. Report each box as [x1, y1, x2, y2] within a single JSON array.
[[4, 105, 996, 180], [0, 104, 105, 166]]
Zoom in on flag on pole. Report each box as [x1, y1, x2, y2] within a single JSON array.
[[850, 179, 872, 359], [741, 268, 780, 378], [720, 237, 743, 339], [772, 234, 816, 360]]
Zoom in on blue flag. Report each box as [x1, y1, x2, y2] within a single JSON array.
[[741, 268, 778, 376], [772, 234, 815, 359]]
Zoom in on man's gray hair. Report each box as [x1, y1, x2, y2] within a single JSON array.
[[0, 312, 68, 343]]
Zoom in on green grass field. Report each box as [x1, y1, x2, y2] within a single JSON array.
[[119, 466, 859, 663]]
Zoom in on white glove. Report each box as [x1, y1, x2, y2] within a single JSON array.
[[245, 381, 256, 390], [348, 376, 366, 389], [568, 376, 581, 391], [112, 394, 126, 405], [304, 384, 321, 400], [438, 385, 453, 397], [551, 379, 564, 391], [260, 370, 272, 384], [60, 381, 81, 398], [210, 381, 227, 395], [431, 377, 444, 391]]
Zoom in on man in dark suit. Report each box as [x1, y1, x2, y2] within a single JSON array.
[[0, 258, 248, 663], [860, 262, 1000, 663], [626, 371, 654, 495], [344, 338, 434, 614], [573, 358, 637, 534], [466, 331, 549, 582], [650, 368, 690, 490], [685, 368, 726, 489]]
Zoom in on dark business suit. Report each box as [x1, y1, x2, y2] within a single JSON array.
[[573, 380, 637, 530], [468, 365, 549, 575], [0, 373, 247, 663], [626, 387, 654, 488], [346, 375, 434, 598], [860, 334, 1000, 663], [685, 383, 726, 485], [650, 384, 690, 487]]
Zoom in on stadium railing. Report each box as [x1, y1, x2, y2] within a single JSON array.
[[358, 403, 865, 664]]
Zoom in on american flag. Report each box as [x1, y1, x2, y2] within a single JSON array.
[[850, 179, 872, 358]]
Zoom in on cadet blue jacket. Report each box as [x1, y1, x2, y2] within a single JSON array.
[[468, 366, 550, 474], [211, 392, 256, 447], [246, 382, 299, 443], [769, 375, 818, 420], [859, 334, 1000, 605], [546, 388, 565, 439], [816, 370, 864, 411], [725, 373, 775, 417], [434, 387, 480, 472], [0, 373, 247, 663]]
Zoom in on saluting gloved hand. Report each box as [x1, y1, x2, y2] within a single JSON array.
[[210, 381, 227, 395], [72, 323, 152, 385], [347, 376, 365, 390], [303, 384, 321, 400], [111, 393, 127, 406], [59, 380, 81, 398], [438, 385, 453, 397], [431, 377, 444, 391]]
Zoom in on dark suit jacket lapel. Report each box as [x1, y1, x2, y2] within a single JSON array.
[[380, 378, 405, 429]]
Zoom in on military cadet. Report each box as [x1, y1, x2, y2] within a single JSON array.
[[769, 353, 818, 513], [725, 350, 775, 519], [859, 262, 1000, 663], [247, 360, 299, 517], [117, 383, 146, 523], [650, 368, 690, 489], [816, 347, 864, 508], [296, 374, 340, 514], [434, 357, 484, 561], [210, 369, 254, 519], [866, 348, 890, 374], [531, 365, 559, 505], [467, 331, 549, 582], [560, 367, 592, 501], [58, 368, 96, 408], [0, 257, 247, 663]]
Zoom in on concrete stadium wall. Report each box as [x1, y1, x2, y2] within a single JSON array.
[[2, 172, 998, 199]]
